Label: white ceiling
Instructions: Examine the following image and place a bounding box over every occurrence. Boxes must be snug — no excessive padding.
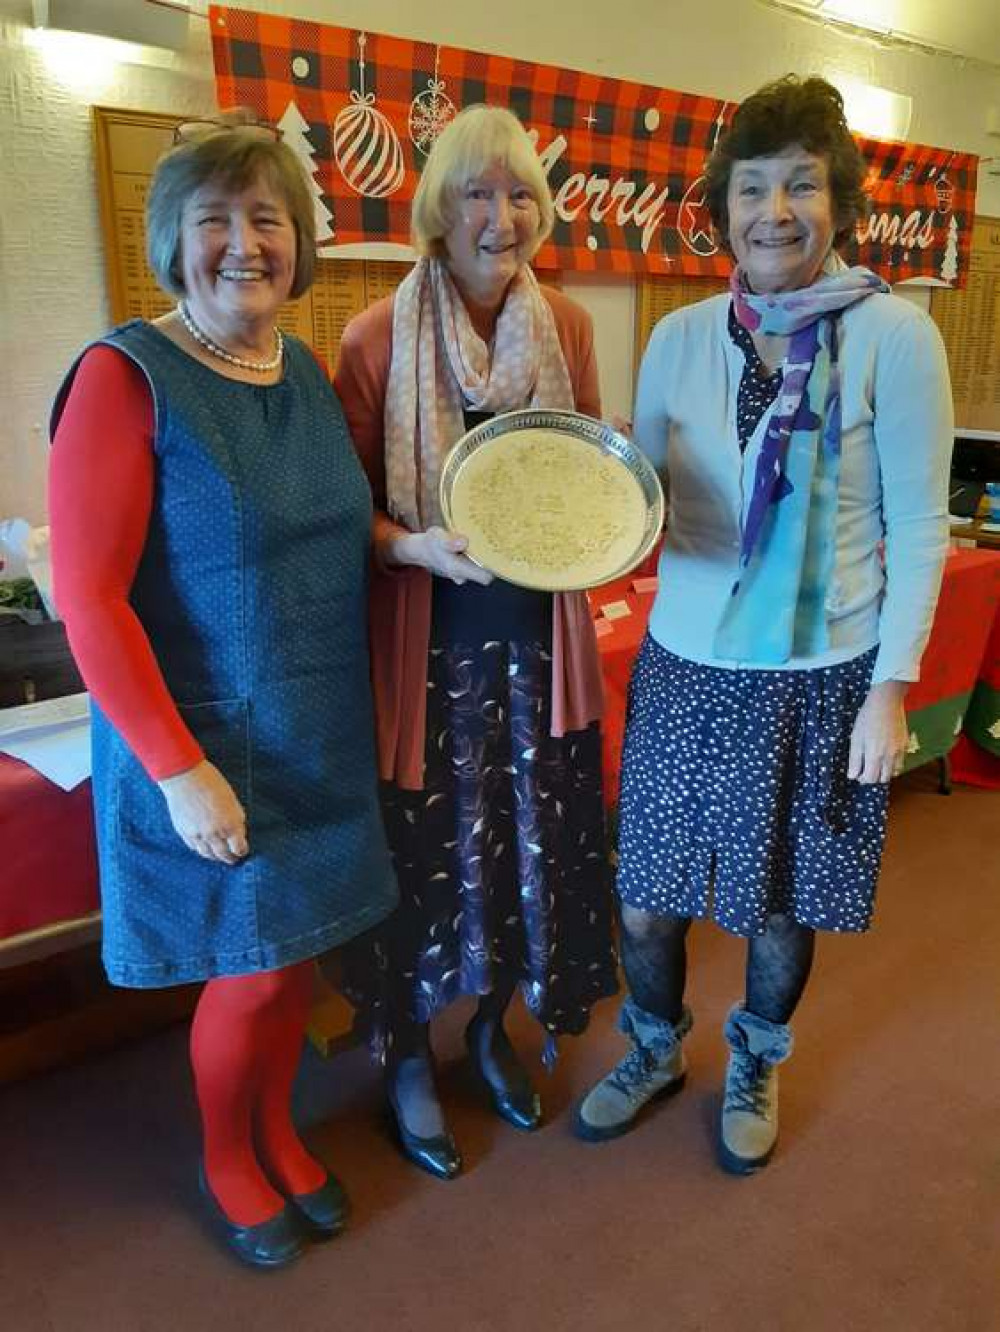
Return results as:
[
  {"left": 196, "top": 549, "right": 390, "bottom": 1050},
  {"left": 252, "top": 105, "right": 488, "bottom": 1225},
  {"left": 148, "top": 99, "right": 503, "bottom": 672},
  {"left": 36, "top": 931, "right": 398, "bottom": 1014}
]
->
[
  {"left": 3, "top": 0, "right": 999, "bottom": 70},
  {"left": 773, "top": 0, "right": 1000, "bottom": 68}
]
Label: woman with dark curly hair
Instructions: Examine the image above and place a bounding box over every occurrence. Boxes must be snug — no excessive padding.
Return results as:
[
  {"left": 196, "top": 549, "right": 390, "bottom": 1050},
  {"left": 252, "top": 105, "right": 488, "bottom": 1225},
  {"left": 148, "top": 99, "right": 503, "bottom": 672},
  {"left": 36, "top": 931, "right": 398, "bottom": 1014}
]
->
[{"left": 575, "top": 76, "right": 953, "bottom": 1172}]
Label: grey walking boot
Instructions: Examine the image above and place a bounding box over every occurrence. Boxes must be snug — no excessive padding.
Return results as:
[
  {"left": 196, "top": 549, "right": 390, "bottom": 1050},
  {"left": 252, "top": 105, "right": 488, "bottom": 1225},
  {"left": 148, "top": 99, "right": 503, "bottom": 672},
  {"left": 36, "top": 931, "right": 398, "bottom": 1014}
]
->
[
  {"left": 574, "top": 998, "right": 692, "bottom": 1142},
  {"left": 719, "top": 1005, "right": 793, "bottom": 1175}
]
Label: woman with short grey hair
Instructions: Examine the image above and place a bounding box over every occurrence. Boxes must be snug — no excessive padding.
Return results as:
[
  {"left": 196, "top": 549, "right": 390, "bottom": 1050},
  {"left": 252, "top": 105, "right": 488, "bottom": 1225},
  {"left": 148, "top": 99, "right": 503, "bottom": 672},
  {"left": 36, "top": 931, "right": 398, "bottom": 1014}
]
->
[{"left": 49, "top": 116, "right": 397, "bottom": 1268}]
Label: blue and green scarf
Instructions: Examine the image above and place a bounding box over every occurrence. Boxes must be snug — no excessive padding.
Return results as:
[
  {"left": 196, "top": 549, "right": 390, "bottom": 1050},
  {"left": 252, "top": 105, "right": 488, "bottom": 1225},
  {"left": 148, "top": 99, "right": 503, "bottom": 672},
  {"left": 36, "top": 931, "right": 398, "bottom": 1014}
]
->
[{"left": 713, "top": 261, "right": 890, "bottom": 663}]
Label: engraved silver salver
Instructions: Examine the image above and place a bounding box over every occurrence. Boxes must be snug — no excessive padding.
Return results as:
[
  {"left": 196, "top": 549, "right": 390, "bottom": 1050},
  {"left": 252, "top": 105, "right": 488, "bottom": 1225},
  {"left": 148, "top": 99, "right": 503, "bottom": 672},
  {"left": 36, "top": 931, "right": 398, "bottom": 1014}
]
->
[{"left": 439, "top": 409, "right": 665, "bottom": 592}]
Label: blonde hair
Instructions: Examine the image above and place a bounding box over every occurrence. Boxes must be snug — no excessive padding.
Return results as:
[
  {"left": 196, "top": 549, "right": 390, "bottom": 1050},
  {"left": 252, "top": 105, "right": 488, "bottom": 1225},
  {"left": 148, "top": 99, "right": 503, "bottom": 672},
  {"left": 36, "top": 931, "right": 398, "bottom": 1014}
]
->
[{"left": 411, "top": 105, "right": 554, "bottom": 259}]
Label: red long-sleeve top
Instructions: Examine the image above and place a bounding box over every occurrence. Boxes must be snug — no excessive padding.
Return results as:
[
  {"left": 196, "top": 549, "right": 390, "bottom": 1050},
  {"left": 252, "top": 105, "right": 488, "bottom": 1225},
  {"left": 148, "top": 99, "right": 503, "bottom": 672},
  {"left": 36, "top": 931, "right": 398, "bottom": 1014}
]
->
[{"left": 49, "top": 346, "right": 204, "bottom": 780}]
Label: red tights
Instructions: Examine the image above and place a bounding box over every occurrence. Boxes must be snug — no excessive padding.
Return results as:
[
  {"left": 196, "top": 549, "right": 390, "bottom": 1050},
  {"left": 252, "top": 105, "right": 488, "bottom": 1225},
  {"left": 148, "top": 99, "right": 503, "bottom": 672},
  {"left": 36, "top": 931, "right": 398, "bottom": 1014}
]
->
[{"left": 189, "top": 960, "right": 326, "bottom": 1225}]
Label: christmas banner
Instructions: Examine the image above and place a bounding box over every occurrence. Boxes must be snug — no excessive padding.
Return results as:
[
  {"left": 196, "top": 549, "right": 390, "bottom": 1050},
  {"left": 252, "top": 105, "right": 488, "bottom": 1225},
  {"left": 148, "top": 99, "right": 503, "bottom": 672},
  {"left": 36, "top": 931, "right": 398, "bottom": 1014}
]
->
[{"left": 209, "top": 6, "right": 978, "bottom": 284}]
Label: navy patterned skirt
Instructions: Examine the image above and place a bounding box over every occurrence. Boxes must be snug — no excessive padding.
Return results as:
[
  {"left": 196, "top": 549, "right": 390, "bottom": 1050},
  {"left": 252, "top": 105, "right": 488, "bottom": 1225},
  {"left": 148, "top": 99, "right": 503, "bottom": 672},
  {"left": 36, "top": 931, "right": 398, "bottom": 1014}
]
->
[
  {"left": 616, "top": 636, "right": 889, "bottom": 935},
  {"left": 340, "top": 635, "right": 619, "bottom": 1059}
]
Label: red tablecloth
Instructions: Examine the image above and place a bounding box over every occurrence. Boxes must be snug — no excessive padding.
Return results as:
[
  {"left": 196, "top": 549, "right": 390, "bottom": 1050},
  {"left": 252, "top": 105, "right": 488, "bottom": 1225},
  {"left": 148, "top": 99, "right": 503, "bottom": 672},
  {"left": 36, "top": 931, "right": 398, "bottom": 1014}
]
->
[
  {"left": 949, "top": 568, "right": 1000, "bottom": 788},
  {"left": 589, "top": 579, "right": 657, "bottom": 809},
  {"left": 593, "top": 546, "right": 1000, "bottom": 806},
  {"left": 899, "top": 547, "right": 1000, "bottom": 774},
  {"left": 0, "top": 756, "right": 99, "bottom": 941}
]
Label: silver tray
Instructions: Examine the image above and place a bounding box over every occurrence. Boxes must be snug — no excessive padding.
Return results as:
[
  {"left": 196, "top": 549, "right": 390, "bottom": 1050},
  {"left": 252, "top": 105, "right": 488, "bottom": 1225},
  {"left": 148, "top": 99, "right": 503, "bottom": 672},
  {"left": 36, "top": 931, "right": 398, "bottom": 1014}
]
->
[{"left": 438, "top": 409, "right": 664, "bottom": 592}]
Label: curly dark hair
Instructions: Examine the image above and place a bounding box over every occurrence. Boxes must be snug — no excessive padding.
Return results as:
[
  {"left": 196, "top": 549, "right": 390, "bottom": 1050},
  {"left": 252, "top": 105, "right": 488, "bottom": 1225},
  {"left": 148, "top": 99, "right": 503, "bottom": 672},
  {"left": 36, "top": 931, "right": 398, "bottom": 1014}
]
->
[{"left": 705, "top": 76, "right": 869, "bottom": 252}]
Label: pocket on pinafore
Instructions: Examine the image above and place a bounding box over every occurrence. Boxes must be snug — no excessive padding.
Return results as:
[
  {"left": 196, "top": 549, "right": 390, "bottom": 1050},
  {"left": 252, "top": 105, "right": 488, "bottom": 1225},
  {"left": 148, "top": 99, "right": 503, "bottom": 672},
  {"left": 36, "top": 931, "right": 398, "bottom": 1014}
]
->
[{"left": 106, "top": 699, "right": 257, "bottom": 972}]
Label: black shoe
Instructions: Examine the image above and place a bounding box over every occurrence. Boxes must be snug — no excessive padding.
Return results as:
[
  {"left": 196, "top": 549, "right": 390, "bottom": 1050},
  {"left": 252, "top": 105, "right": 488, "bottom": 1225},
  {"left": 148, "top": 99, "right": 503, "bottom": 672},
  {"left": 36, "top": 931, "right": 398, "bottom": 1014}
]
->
[
  {"left": 465, "top": 1020, "right": 542, "bottom": 1132},
  {"left": 385, "top": 1095, "right": 462, "bottom": 1181},
  {"left": 285, "top": 1171, "right": 349, "bottom": 1240},
  {"left": 197, "top": 1163, "right": 306, "bottom": 1269}
]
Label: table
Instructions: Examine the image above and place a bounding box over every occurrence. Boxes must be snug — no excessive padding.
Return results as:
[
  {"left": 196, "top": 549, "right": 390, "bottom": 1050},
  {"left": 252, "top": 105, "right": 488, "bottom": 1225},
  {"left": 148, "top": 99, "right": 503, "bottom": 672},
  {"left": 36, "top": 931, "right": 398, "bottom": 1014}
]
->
[
  {"left": 593, "top": 546, "right": 1000, "bottom": 807},
  {"left": 0, "top": 755, "right": 99, "bottom": 962},
  {"left": 950, "top": 485, "right": 1000, "bottom": 551},
  {"left": 589, "top": 578, "right": 656, "bottom": 810},
  {"left": 949, "top": 517, "right": 1000, "bottom": 551},
  {"left": 0, "top": 751, "right": 344, "bottom": 1075},
  {"left": 901, "top": 547, "right": 1000, "bottom": 777},
  {"left": 949, "top": 583, "right": 1000, "bottom": 788},
  {"left": 6, "top": 547, "right": 996, "bottom": 946}
]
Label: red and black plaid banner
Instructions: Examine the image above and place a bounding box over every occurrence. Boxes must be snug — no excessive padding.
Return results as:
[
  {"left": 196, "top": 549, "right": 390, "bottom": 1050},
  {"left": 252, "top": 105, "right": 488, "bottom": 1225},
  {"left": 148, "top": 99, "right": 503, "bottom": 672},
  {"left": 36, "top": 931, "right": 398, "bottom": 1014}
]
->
[{"left": 209, "top": 6, "right": 978, "bottom": 286}]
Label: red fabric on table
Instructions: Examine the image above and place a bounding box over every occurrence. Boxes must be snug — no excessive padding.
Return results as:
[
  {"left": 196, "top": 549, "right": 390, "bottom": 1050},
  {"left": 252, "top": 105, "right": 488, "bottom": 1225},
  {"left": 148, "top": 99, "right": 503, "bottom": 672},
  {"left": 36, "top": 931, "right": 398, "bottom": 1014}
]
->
[
  {"left": 590, "top": 582, "right": 657, "bottom": 809},
  {"left": 949, "top": 734, "right": 1000, "bottom": 789},
  {"left": 963, "top": 575, "right": 1000, "bottom": 691},
  {"left": 593, "top": 545, "right": 1000, "bottom": 807},
  {"left": 948, "top": 557, "right": 1000, "bottom": 789},
  {"left": 904, "top": 547, "right": 1000, "bottom": 712},
  {"left": 0, "top": 755, "right": 99, "bottom": 941}
]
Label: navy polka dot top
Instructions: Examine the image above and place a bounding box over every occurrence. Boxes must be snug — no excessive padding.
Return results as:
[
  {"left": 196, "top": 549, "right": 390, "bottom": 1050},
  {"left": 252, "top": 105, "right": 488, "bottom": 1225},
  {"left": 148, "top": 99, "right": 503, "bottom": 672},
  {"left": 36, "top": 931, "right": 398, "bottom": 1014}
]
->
[{"left": 728, "top": 302, "right": 783, "bottom": 453}]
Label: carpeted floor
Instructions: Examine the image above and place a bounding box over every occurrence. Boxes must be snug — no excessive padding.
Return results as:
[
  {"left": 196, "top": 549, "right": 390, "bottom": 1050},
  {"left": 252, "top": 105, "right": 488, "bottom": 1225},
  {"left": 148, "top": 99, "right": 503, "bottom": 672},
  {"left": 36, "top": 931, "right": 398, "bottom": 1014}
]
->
[{"left": 1, "top": 767, "right": 998, "bottom": 1332}]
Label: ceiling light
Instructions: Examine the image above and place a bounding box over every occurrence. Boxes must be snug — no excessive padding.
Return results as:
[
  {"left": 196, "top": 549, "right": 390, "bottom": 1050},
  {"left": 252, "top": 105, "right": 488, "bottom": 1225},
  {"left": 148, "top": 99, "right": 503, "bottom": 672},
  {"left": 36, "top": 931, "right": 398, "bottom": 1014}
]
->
[
  {"left": 818, "top": 1, "right": 894, "bottom": 36},
  {"left": 31, "top": 0, "right": 190, "bottom": 51},
  {"left": 830, "top": 74, "right": 913, "bottom": 140}
]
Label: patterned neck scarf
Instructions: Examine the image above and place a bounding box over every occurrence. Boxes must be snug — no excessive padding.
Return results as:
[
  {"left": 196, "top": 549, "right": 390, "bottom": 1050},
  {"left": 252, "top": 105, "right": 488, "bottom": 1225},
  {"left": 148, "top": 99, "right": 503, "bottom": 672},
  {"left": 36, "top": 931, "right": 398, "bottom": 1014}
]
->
[
  {"left": 713, "top": 258, "right": 889, "bottom": 663},
  {"left": 384, "top": 257, "right": 575, "bottom": 531}
]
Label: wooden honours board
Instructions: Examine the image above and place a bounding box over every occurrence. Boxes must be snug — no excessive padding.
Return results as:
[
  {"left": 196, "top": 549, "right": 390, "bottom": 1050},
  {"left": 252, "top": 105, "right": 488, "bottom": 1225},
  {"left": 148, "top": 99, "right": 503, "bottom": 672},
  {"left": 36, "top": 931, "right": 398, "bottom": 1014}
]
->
[
  {"left": 92, "top": 106, "right": 409, "bottom": 371},
  {"left": 931, "top": 217, "right": 1000, "bottom": 435},
  {"left": 94, "top": 105, "right": 708, "bottom": 388},
  {"left": 635, "top": 274, "right": 728, "bottom": 365}
]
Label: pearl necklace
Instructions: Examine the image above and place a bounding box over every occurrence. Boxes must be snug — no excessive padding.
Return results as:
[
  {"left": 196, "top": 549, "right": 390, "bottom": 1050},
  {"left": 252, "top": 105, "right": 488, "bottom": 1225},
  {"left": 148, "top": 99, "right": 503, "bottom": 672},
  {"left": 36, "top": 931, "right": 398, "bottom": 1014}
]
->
[{"left": 177, "top": 301, "right": 283, "bottom": 372}]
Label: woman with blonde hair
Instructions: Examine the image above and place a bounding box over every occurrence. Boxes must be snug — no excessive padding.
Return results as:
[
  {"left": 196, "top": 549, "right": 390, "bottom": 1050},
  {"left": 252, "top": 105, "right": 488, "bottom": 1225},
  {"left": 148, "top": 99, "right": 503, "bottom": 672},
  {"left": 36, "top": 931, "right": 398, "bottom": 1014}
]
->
[{"left": 335, "top": 105, "right": 618, "bottom": 1179}]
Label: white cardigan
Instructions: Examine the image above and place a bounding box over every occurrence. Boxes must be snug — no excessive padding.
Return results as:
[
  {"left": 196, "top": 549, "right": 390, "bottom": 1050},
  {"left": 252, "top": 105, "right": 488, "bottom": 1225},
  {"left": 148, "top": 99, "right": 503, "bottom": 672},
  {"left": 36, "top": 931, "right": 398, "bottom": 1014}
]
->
[{"left": 634, "top": 290, "right": 954, "bottom": 683}]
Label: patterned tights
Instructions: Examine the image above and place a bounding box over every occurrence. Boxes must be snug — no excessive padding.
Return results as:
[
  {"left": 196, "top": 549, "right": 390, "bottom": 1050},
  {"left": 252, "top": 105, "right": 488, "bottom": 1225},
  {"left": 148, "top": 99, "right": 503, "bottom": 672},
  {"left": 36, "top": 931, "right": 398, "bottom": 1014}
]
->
[{"left": 620, "top": 906, "right": 815, "bottom": 1027}]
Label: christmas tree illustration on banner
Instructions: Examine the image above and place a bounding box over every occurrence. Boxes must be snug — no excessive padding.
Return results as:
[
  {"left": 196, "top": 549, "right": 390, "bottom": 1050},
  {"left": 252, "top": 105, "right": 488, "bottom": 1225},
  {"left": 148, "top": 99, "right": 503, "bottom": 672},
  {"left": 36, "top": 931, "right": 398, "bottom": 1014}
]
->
[
  {"left": 333, "top": 32, "right": 406, "bottom": 197},
  {"left": 940, "top": 215, "right": 959, "bottom": 284},
  {"left": 278, "top": 102, "right": 334, "bottom": 241},
  {"left": 409, "top": 46, "right": 455, "bottom": 155}
]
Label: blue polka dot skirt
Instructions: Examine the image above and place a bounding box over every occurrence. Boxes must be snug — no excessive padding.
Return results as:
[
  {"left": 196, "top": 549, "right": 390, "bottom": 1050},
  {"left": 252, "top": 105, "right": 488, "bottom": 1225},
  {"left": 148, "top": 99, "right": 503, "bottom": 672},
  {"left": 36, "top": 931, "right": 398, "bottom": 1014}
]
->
[{"left": 616, "top": 636, "right": 889, "bottom": 936}]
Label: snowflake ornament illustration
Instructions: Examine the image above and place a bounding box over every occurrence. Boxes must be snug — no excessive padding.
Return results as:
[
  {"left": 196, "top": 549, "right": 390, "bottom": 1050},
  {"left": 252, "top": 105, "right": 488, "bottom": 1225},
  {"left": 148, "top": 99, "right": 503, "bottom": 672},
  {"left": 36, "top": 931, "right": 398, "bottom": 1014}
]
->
[
  {"left": 408, "top": 46, "right": 455, "bottom": 155},
  {"left": 333, "top": 32, "right": 406, "bottom": 198}
]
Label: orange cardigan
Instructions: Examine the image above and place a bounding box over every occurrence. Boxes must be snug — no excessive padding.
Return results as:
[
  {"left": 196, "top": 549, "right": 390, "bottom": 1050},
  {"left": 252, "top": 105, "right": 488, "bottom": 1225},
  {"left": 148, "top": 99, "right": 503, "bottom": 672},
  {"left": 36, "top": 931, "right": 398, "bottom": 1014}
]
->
[{"left": 334, "top": 285, "right": 606, "bottom": 790}]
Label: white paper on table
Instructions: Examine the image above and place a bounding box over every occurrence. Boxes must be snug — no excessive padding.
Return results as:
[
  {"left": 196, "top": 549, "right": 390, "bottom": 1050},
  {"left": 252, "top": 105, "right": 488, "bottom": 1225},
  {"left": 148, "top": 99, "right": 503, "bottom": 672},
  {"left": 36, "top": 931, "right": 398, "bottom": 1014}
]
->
[{"left": 0, "top": 692, "right": 91, "bottom": 791}]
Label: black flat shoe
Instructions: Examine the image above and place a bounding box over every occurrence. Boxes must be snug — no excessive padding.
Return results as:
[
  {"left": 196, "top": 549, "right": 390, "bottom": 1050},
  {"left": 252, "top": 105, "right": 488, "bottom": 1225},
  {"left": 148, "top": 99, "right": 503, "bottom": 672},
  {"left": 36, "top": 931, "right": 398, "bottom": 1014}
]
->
[
  {"left": 385, "top": 1098, "right": 462, "bottom": 1181},
  {"left": 285, "top": 1171, "right": 349, "bottom": 1240},
  {"left": 197, "top": 1163, "right": 306, "bottom": 1269},
  {"left": 465, "top": 1021, "right": 542, "bottom": 1132}
]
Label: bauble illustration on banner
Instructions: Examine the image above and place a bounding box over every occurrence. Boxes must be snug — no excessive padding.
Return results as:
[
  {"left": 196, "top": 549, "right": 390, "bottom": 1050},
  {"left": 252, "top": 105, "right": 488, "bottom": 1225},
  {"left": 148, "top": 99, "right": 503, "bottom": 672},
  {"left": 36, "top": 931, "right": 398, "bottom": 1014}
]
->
[{"left": 333, "top": 32, "right": 406, "bottom": 199}]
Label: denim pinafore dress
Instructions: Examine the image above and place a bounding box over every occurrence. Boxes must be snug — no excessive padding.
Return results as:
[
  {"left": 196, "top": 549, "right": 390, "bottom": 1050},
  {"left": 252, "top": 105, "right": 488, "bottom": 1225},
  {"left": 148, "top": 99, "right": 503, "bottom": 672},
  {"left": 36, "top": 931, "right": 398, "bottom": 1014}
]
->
[{"left": 52, "top": 322, "right": 398, "bottom": 987}]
